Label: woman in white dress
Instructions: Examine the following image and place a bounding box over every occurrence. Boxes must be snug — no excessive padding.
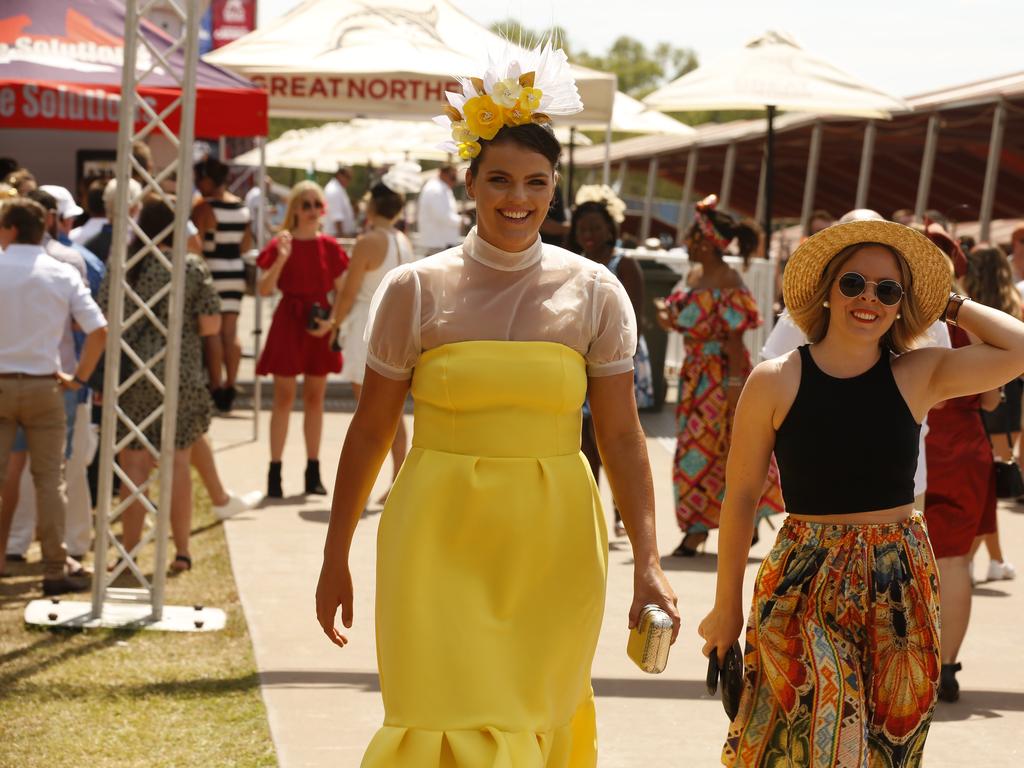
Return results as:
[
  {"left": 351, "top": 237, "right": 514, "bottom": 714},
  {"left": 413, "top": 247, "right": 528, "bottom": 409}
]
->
[{"left": 332, "top": 181, "right": 412, "bottom": 499}]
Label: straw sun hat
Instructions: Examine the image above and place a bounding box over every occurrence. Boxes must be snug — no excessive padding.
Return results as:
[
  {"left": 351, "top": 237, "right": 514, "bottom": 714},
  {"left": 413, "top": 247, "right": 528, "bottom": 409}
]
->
[{"left": 783, "top": 219, "right": 951, "bottom": 335}]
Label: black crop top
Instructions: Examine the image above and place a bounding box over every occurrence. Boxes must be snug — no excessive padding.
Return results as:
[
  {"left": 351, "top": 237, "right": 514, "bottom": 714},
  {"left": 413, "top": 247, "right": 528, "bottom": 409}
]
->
[{"left": 773, "top": 345, "right": 920, "bottom": 516}]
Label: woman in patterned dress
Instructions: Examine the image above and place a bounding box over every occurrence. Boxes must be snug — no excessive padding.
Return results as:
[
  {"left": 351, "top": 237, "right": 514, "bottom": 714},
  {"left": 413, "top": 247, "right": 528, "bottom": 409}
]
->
[
  {"left": 99, "top": 195, "right": 222, "bottom": 573},
  {"left": 657, "top": 196, "right": 784, "bottom": 556}
]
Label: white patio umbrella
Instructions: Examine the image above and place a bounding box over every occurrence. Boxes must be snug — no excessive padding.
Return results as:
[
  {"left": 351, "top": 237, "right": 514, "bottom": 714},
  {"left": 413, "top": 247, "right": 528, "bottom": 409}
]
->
[
  {"left": 232, "top": 118, "right": 589, "bottom": 172},
  {"left": 643, "top": 30, "right": 909, "bottom": 241}
]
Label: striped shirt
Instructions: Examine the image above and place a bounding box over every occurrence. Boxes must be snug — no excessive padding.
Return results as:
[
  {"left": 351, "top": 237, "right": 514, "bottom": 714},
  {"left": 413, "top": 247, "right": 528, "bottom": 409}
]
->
[{"left": 203, "top": 198, "right": 249, "bottom": 313}]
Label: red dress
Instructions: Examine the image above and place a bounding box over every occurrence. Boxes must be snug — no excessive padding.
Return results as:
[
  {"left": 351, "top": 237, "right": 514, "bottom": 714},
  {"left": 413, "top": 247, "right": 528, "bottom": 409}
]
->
[
  {"left": 924, "top": 325, "right": 997, "bottom": 557},
  {"left": 256, "top": 233, "right": 348, "bottom": 377}
]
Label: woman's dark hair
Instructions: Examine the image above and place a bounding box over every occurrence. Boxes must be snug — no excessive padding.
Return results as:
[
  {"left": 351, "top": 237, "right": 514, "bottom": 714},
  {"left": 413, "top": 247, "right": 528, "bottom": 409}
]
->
[
  {"left": 194, "top": 157, "right": 229, "bottom": 188},
  {"left": 468, "top": 123, "right": 561, "bottom": 175},
  {"left": 370, "top": 181, "right": 405, "bottom": 220},
  {"left": 687, "top": 208, "right": 761, "bottom": 267},
  {"left": 127, "top": 194, "right": 176, "bottom": 286},
  {"left": 567, "top": 200, "right": 618, "bottom": 255}
]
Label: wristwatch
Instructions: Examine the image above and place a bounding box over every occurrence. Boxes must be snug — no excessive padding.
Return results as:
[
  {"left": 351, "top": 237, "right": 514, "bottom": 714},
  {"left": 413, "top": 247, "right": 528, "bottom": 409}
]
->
[
  {"left": 943, "top": 292, "right": 969, "bottom": 327},
  {"left": 73, "top": 375, "right": 88, "bottom": 387}
]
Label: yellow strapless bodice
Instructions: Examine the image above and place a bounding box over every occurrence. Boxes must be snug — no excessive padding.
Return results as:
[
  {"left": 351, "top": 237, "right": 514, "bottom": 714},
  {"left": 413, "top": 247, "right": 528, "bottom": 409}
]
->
[{"left": 410, "top": 340, "right": 587, "bottom": 458}]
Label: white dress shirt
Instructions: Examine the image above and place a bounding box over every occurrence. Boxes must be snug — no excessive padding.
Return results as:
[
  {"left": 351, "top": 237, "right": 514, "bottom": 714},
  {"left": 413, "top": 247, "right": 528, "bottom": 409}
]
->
[
  {"left": 324, "top": 177, "right": 355, "bottom": 237},
  {"left": 0, "top": 243, "right": 107, "bottom": 375},
  {"left": 416, "top": 176, "right": 462, "bottom": 252},
  {"left": 69, "top": 216, "right": 108, "bottom": 246}
]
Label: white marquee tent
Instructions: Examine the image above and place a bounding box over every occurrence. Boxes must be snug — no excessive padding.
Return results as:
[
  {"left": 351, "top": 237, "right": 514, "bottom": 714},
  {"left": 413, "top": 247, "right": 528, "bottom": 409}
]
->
[{"left": 205, "top": 0, "right": 617, "bottom": 124}]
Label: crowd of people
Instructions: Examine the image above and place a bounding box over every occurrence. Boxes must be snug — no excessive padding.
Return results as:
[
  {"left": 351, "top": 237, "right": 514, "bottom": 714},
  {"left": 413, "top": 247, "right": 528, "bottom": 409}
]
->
[{"left": 4, "top": 46, "right": 1024, "bottom": 767}]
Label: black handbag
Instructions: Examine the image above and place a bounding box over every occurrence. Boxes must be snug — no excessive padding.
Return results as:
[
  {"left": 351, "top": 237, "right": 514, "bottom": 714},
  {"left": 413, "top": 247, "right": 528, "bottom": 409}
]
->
[
  {"left": 706, "top": 641, "right": 744, "bottom": 721},
  {"left": 983, "top": 410, "right": 1024, "bottom": 499}
]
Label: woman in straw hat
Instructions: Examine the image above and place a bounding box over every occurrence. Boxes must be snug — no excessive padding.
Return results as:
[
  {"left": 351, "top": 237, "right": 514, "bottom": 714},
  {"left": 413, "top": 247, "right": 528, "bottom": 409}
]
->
[
  {"left": 698, "top": 219, "right": 1024, "bottom": 766},
  {"left": 315, "top": 42, "right": 678, "bottom": 767}
]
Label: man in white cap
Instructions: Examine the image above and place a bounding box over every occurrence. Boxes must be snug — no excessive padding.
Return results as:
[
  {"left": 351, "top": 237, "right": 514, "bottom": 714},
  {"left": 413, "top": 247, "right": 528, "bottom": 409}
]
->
[{"left": 39, "top": 184, "right": 84, "bottom": 241}]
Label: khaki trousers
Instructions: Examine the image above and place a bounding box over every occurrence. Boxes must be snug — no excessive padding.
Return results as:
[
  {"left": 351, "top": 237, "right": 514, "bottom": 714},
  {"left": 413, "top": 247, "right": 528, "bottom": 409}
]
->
[{"left": 0, "top": 377, "right": 68, "bottom": 579}]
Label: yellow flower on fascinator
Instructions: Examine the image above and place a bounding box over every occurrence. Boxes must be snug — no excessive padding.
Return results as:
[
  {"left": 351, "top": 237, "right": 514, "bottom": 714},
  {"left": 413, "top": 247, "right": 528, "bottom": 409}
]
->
[
  {"left": 491, "top": 78, "right": 523, "bottom": 108},
  {"left": 519, "top": 87, "right": 542, "bottom": 111},
  {"left": 458, "top": 141, "right": 482, "bottom": 160},
  {"left": 451, "top": 122, "right": 479, "bottom": 143},
  {"left": 463, "top": 95, "right": 505, "bottom": 140}
]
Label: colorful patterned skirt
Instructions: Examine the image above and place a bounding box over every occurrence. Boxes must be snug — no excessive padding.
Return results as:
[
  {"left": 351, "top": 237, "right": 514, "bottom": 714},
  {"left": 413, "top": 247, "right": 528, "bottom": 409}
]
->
[{"left": 724, "top": 514, "right": 940, "bottom": 768}]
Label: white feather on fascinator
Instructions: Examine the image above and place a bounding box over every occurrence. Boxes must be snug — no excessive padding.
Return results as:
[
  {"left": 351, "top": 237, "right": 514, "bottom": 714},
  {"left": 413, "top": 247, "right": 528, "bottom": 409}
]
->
[{"left": 434, "top": 41, "right": 584, "bottom": 160}]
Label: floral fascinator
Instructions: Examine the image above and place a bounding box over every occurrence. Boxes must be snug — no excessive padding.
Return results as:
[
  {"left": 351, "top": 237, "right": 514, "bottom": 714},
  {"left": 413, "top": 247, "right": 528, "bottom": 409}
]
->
[
  {"left": 435, "top": 42, "right": 584, "bottom": 160},
  {"left": 574, "top": 184, "right": 626, "bottom": 224}
]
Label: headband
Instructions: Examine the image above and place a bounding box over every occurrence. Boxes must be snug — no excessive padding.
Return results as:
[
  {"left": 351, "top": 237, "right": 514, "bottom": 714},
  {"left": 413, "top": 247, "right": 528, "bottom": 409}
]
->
[{"left": 693, "top": 195, "right": 732, "bottom": 251}]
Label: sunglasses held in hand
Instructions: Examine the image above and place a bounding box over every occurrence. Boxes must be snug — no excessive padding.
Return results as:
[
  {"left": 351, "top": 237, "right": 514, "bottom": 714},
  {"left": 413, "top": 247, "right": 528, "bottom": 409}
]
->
[{"left": 838, "top": 272, "right": 904, "bottom": 306}]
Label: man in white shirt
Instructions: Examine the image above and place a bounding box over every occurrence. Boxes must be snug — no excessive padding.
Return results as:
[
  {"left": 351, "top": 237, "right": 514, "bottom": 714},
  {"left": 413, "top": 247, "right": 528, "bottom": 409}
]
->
[
  {"left": 416, "top": 165, "right": 463, "bottom": 254},
  {"left": 0, "top": 199, "right": 107, "bottom": 594},
  {"left": 324, "top": 166, "right": 356, "bottom": 238}
]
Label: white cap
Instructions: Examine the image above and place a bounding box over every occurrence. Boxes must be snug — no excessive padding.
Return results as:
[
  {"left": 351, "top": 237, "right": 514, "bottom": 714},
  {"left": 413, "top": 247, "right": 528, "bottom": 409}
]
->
[{"left": 39, "top": 185, "right": 84, "bottom": 220}]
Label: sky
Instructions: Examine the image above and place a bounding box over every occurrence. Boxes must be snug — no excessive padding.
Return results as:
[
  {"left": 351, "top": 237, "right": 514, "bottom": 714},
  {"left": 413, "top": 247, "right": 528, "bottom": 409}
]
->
[{"left": 256, "top": 0, "right": 1021, "bottom": 98}]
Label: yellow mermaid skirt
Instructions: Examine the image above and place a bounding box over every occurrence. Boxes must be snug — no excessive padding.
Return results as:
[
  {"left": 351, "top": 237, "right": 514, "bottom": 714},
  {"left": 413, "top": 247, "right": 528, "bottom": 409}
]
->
[{"left": 362, "top": 341, "right": 609, "bottom": 768}]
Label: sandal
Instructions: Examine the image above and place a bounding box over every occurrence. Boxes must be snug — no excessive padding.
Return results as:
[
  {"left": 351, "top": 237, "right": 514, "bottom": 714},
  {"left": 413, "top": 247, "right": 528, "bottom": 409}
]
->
[
  {"left": 672, "top": 531, "right": 709, "bottom": 557},
  {"left": 169, "top": 554, "right": 192, "bottom": 574}
]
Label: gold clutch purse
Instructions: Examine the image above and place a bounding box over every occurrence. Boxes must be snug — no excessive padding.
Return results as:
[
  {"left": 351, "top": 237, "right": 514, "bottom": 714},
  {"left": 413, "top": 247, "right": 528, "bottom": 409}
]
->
[{"left": 627, "top": 604, "right": 673, "bottom": 674}]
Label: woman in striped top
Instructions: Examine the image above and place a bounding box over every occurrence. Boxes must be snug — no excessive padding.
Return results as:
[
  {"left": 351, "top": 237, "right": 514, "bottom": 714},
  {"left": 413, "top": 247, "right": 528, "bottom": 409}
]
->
[{"left": 193, "top": 157, "right": 252, "bottom": 413}]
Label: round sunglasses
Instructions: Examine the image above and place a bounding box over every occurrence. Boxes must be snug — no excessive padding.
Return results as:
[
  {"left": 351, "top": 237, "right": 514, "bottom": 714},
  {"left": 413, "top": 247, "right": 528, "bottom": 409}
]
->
[
  {"left": 300, "top": 199, "right": 325, "bottom": 212},
  {"left": 837, "top": 272, "right": 903, "bottom": 306}
]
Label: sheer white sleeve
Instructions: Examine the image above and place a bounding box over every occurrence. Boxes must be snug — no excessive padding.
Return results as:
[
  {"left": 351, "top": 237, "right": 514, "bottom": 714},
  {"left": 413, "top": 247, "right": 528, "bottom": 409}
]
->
[
  {"left": 364, "top": 264, "right": 422, "bottom": 380},
  {"left": 586, "top": 268, "right": 637, "bottom": 377}
]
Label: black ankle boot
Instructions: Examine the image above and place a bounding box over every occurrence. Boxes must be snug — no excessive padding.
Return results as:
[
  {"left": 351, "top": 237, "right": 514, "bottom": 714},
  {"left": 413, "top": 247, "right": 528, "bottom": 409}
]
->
[
  {"left": 305, "top": 460, "right": 327, "bottom": 495},
  {"left": 267, "top": 461, "right": 283, "bottom": 499},
  {"left": 938, "top": 662, "right": 962, "bottom": 703}
]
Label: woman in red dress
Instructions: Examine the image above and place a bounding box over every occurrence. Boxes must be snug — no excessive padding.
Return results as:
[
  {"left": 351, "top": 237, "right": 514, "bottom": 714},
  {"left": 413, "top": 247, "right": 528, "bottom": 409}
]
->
[
  {"left": 921, "top": 227, "right": 1000, "bottom": 703},
  {"left": 257, "top": 181, "right": 348, "bottom": 498}
]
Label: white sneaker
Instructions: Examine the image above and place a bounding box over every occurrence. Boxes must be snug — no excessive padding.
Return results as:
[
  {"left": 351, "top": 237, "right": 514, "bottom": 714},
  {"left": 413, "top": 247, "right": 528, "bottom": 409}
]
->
[
  {"left": 213, "top": 490, "right": 264, "bottom": 521},
  {"left": 986, "top": 559, "right": 1017, "bottom": 582}
]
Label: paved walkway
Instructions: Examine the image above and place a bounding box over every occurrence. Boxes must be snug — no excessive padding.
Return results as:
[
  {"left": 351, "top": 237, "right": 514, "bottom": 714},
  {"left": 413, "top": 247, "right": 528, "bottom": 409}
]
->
[{"left": 210, "top": 407, "right": 1024, "bottom": 767}]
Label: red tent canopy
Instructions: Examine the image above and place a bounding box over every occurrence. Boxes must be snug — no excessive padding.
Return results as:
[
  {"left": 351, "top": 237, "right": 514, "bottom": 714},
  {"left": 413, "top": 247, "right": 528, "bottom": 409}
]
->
[{"left": 0, "top": 0, "right": 267, "bottom": 137}]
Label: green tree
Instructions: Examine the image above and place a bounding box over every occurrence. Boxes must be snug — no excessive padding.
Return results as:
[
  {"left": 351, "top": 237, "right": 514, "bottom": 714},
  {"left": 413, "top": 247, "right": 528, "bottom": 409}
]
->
[{"left": 575, "top": 36, "right": 697, "bottom": 98}]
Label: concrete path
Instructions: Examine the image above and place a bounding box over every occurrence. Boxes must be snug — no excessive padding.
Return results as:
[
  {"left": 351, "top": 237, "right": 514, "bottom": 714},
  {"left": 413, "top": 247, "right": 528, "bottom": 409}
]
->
[{"left": 210, "top": 406, "right": 1024, "bottom": 767}]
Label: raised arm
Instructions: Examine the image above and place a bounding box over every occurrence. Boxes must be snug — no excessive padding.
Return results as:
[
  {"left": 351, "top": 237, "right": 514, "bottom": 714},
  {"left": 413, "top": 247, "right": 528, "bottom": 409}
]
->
[
  {"left": 901, "top": 299, "right": 1024, "bottom": 417},
  {"left": 698, "top": 359, "right": 784, "bottom": 661},
  {"left": 315, "top": 369, "right": 410, "bottom": 647},
  {"left": 588, "top": 372, "right": 680, "bottom": 639}
]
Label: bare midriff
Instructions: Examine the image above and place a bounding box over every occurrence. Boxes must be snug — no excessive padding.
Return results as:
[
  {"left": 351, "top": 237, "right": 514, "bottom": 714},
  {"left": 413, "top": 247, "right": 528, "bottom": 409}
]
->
[{"left": 788, "top": 502, "right": 916, "bottom": 526}]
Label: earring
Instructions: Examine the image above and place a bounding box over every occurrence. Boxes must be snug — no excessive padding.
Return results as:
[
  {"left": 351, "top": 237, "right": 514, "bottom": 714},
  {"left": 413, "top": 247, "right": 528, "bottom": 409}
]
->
[
  {"left": 823, "top": 300, "right": 830, "bottom": 308},
  {"left": 896, "top": 312, "right": 902, "bottom": 319}
]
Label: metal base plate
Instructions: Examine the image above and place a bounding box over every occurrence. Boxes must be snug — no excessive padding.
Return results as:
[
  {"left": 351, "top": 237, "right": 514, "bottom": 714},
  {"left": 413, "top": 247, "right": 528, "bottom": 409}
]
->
[{"left": 24, "top": 599, "right": 226, "bottom": 632}]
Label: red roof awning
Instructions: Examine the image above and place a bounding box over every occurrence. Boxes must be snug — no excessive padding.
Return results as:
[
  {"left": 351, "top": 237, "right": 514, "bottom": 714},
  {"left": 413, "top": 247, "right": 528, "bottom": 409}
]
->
[{"left": 0, "top": 0, "right": 267, "bottom": 137}]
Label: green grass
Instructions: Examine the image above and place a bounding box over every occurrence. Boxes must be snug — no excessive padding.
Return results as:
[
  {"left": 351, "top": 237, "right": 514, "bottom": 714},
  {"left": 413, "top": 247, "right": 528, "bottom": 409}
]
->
[{"left": 0, "top": 473, "right": 276, "bottom": 767}]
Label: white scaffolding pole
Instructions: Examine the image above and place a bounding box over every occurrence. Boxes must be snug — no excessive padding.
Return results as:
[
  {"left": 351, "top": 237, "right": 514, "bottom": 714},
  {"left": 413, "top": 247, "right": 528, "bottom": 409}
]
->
[
  {"left": 979, "top": 102, "right": 1007, "bottom": 243},
  {"left": 253, "top": 138, "right": 267, "bottom": 440},
  {"left": 799, "top": 122, "right": 824, "bottom": 236},
  {"left": 855, "top": 120, "right": 877, "bottom": 210},
  {"left": 719, "top": 143, "right": 737, "bottom": 210},
  {"left": 640, "top": 156, "right": 658, "bottom": 241},
  {"left": 675, "top": 146, "right": 700, "bottom": 241},
  {"left": 27, "top": 0, "right": 224, "bottom": 632},
  {"left": 914, "top": 114, "right": 941, "bottom": 223}
]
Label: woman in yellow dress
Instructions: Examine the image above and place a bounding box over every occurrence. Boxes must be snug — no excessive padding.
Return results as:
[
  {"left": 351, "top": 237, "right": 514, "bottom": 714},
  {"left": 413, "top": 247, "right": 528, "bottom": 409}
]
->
[{"left": 315, "top": 44, "right": 679, "bottom": 767}]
